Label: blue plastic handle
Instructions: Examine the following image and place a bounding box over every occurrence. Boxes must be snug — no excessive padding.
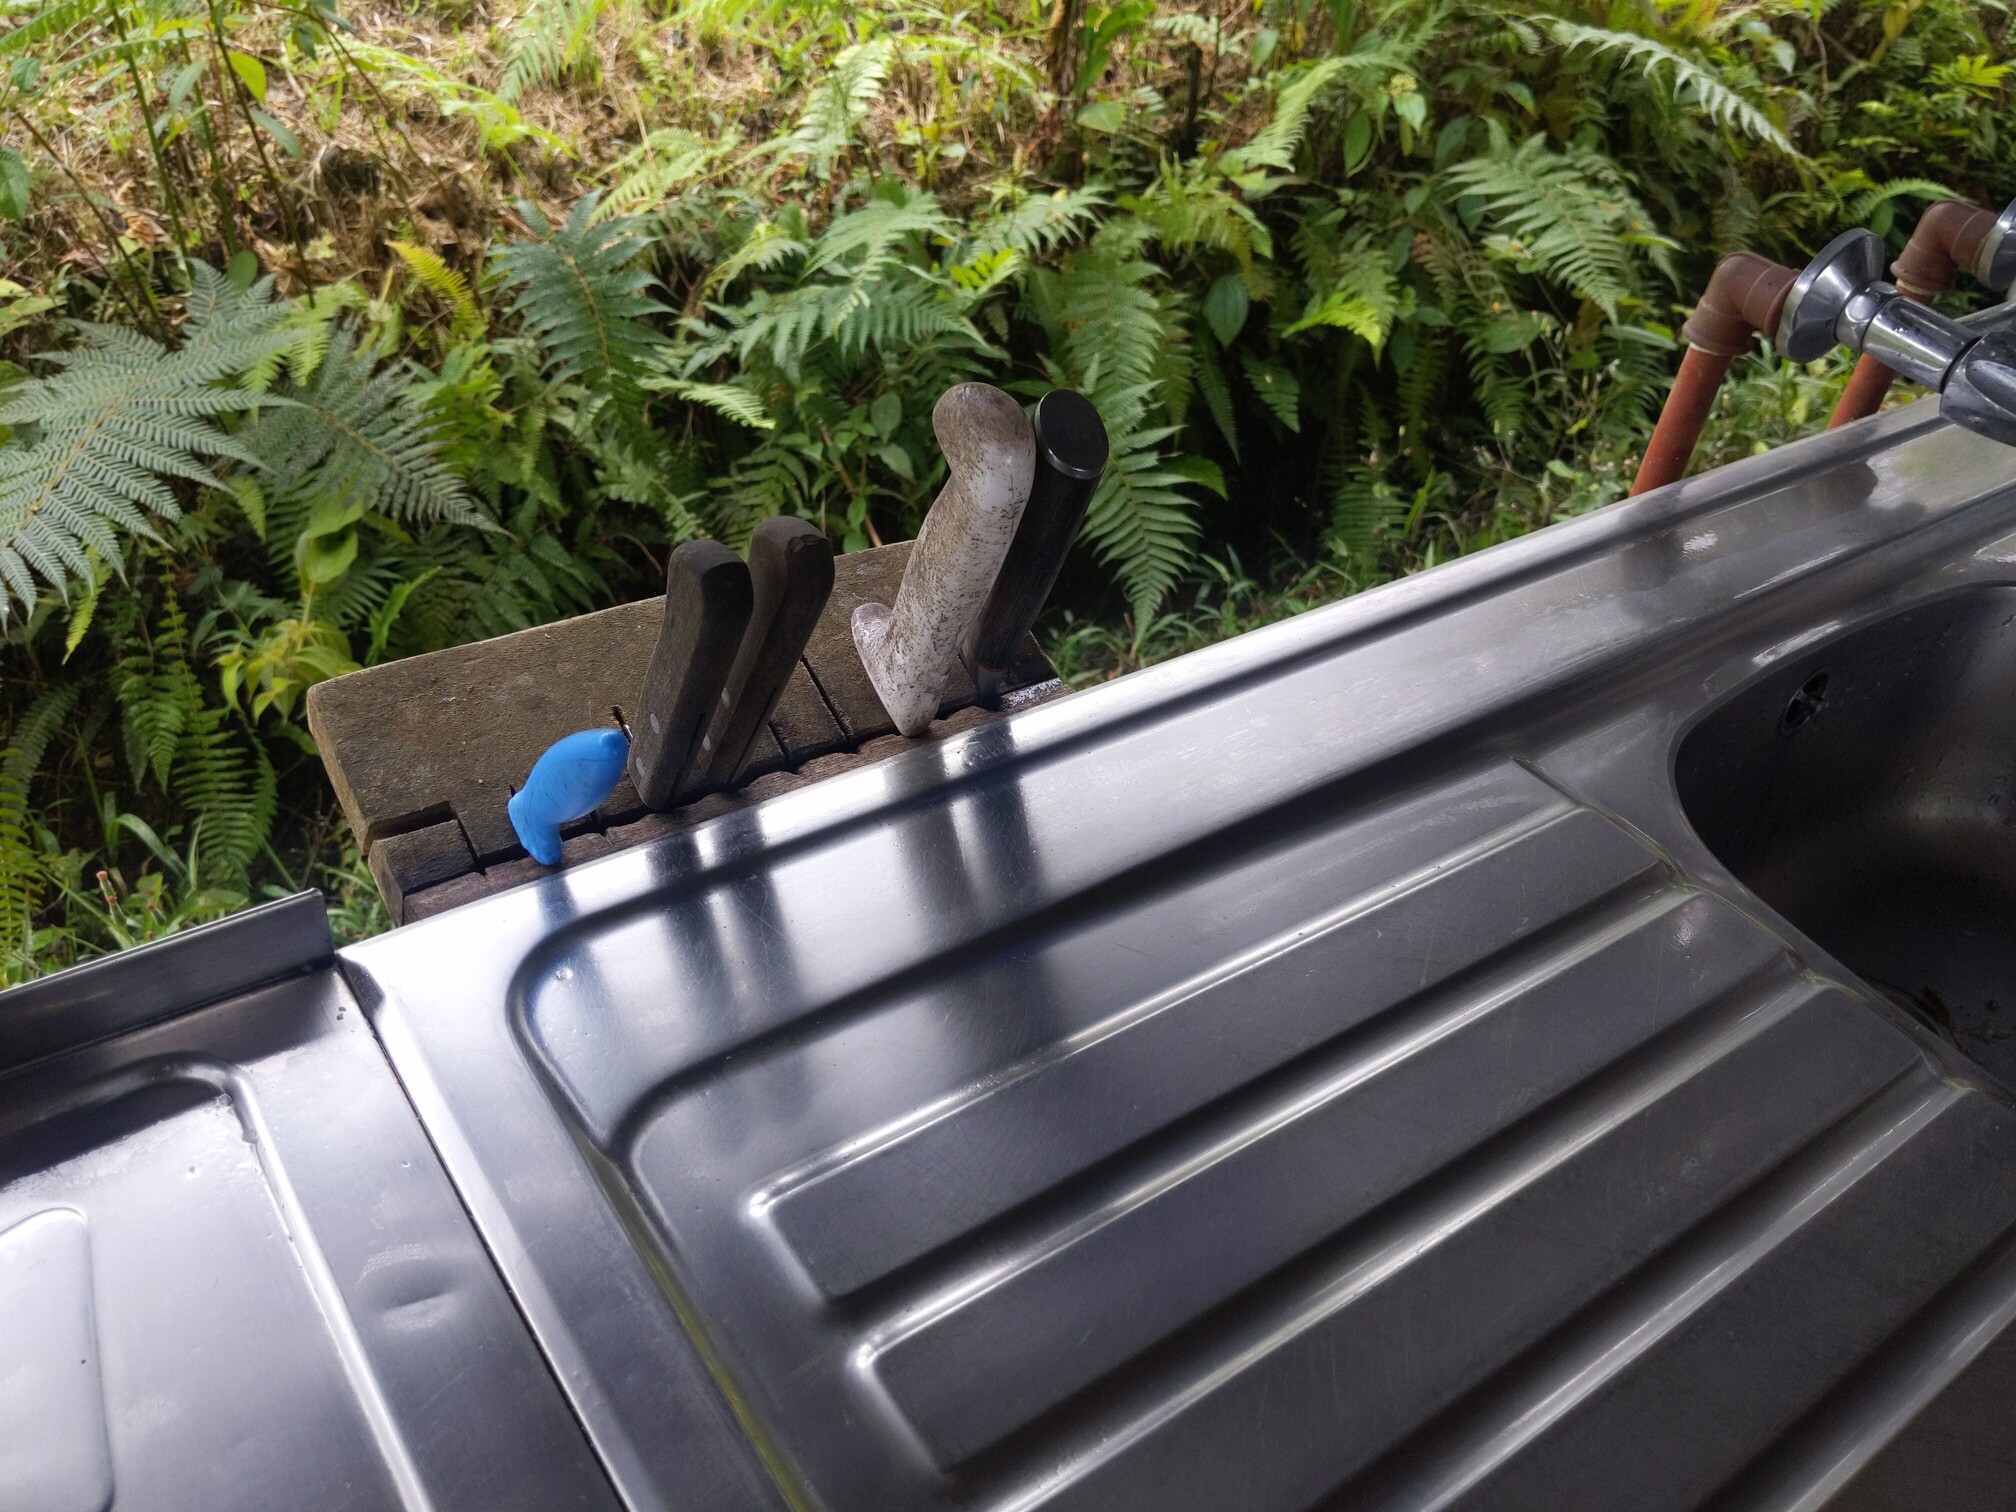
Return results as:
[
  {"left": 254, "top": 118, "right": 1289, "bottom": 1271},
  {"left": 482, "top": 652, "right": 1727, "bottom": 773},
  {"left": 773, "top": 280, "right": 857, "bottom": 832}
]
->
[{"left": 507, "top": 727, "right": 630, "bottom": 866}]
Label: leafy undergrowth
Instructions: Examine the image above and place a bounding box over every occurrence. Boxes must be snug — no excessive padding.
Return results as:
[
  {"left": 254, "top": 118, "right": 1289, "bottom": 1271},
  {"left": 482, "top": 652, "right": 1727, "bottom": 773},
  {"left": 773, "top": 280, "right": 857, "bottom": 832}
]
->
[{"left": 0, "top": 0, "right": 2007, "bottom": 978}]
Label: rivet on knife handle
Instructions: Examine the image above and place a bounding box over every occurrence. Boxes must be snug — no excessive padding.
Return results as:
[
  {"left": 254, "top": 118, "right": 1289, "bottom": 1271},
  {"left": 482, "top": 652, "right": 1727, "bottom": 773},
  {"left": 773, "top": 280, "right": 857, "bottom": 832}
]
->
[
  {"left": 691, "top": 515, "right": 835, "bottom": 797},
  {"left": 963, "top": 389, "right": 1107, "bottom": 706},
  {"left": 852, "top": 383, "right": 1036, "bottom": 737},
  {"left": 629, "top": 539, "right": 753, "bottom": 810}
]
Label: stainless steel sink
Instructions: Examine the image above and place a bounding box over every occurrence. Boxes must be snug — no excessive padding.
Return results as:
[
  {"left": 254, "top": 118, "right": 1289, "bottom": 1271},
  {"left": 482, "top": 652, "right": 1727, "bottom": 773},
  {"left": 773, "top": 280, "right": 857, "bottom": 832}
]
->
[
  {"left": 1680, "top": 587, "right": 2016, "bottom": 1082},
  {"left": 15, "top": 300, "right": 2016, "bottom": 1511}
]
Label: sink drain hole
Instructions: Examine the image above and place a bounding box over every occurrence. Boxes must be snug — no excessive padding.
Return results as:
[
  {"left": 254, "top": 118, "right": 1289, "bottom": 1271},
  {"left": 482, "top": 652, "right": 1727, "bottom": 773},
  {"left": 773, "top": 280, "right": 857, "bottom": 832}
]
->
[{"left": 1780, "top": 671, "right": 1830, "bottom": 734}]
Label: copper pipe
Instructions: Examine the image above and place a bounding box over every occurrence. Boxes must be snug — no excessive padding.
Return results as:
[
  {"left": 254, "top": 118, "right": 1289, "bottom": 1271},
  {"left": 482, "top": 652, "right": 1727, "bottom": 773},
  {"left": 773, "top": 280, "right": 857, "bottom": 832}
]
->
[
  {"left": 1632, "top": 348, "right": 1735, "bottom": 497},
  {"left": 1828, "top": 199, "right": 2000, "bottom": 429},
  {"left": 1632, "top": 252, "right": 1798, "bottom": 496},
  {"left": 1828, "top": 354, "right": 1899, "bottom": 429}
]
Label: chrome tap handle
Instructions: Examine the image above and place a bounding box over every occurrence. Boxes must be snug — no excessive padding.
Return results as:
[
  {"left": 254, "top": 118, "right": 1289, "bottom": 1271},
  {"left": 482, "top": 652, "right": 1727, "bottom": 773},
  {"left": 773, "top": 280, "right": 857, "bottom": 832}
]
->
[
  {"left": 1942, "top": 331, "right": 2016, "bottom": 447},
  {"left": 1776, "top": 229, "right": 1976, "bottom": 388},
  {"left": 1975, "top": 200, "right": 2016, "bottom": 294}
]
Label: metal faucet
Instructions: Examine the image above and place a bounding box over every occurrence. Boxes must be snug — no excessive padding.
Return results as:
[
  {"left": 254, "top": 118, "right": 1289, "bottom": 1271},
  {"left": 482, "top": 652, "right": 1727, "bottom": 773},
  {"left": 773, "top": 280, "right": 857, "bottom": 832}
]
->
[{"left": 1778, "top": 227, "right": 2016, "bottom": 446}]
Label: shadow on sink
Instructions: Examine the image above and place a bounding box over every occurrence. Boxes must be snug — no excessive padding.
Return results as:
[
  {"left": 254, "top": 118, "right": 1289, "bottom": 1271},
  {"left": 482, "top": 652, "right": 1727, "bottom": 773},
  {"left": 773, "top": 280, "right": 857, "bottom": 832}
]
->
[{"left": 1678, "top": 587, "right": 2016, "bottom": 1088}]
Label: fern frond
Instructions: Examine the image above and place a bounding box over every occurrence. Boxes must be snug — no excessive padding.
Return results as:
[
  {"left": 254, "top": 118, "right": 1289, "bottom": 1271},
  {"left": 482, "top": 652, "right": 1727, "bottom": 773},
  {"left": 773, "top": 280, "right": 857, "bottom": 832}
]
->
[
  {"left": 1028, "top": 250, "right": 1166, "bottom": 434},
  {"left": 808, "top": 189, "right": 954, "bottom": 275},
  {"left": 767, "top": 37, "right": 894, "bottom": 175},
  {"left": 242, "top": 324, "right": 486, "bottom": 528},
  {"left": 388, "top": 240, "right": 484, "bottom": 338},
  {"left": 1544, "top": 21, "right": 1798, "bottom": 156},
  {"left": 1119, "top": 159, "right": 1274, "bottom": 282},
  {"left": 0, "top": 272, "right": 298, "bottom": 616},
  {"left": 598, "top": 128, "right": 729, "bottom": 220},
  {"left": 701, "top": 220, "right": 812, "bottom": 298},
  {"left": 117, "top": 592, "right": 205, "bottom": 789},
  {"left": 0, "top": 685, "right": 78, "bottom": 970},
  {"left": 1220, "top": 56, "right": 1351, "bottom": 178},
  {"left": 499, "top": 0, "right": 614, "bottom": 98},
  {"left": 1240, "top": 353, "right": 1302, "bottom": 431},
  {"left": 1845, "top": 178, "right": 1963, "bottom": 224},
  {"left": 827, "top": 275, "right": 990, "bottom": 360},
  {"left": 175, "top": 704, "right": 276, "bottom": 883},
  {"left": 642, "top": 376, "right": 775, "bottom": 428},
  {"left": 1442, "top": 134, "right": 1659, "bottom": 316},
  {"left": 492, "top": 193, "right": 672, "bottom": 405},
  {"left": 1081, "top": 420, "right": 1202, "bottom": 625},
  {"left": 964, "top": 183, "right": 1110, "bottom": 261}
]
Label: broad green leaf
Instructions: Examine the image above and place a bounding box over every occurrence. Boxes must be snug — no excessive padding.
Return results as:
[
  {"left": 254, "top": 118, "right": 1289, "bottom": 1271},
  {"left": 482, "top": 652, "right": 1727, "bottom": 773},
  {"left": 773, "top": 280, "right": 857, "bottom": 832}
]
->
[
  {"left": 250, "top": 108, "right": 302, "bottom": 159},
  {"left": 297, "top": 527, "right": 358, "bottom": 584},
  {"left": 875, "top": 444, "right": 915, "bottom": 482},
  {"left": 227, "top": 51, "right": 267, "bottom": 103},
  {"left": 1077, "top": 100, "right": 1128, "bottom": 135},
  {"left": 0, "top": 149, "right": 28, "bottom": 222},
  {"left": 1202, "top": 274, "right": 1250, "bottom": 345},
  {"left": 1343, "top": 114, "right": 1374, "bottom": 173}
]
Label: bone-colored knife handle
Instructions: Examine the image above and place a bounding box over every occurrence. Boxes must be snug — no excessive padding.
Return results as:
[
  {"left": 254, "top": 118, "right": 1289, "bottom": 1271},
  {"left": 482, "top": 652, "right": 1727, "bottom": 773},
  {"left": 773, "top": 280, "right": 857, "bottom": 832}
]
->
[{"left": 852, "top": 383, "right": 1035, "bottom": 736}]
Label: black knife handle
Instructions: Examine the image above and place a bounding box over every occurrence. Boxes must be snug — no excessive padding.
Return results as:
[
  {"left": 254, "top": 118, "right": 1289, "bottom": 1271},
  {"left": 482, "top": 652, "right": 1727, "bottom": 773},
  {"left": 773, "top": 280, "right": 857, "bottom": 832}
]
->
[
  {"left": 692, "top": 516, "right": 835, "bottom": 796},
  {"left": 628, "top": 540, "right": 753, "bottom": 810},
  {"left": 964, "top": 389, "right": 1108, "bottom": 704}
]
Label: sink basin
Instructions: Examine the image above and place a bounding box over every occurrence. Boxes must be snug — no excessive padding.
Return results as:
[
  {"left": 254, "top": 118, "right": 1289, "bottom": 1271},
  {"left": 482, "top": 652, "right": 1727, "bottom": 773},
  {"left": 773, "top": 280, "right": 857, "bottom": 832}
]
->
[{"left": 1678, "top": 586, "right": 2016, "bottom": 1082}]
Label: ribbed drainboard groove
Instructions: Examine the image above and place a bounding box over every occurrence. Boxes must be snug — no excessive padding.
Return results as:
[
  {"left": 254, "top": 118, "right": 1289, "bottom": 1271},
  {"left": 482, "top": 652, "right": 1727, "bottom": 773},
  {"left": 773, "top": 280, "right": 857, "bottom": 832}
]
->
[
  {"left": 1707, "top": 1219, "right": 2016, "bottom": 1512},
  {"left": 1343, "top": 1065, "right": 2016, "bottom": 1512},
  {"left": 761, "top": 806, "right": 1657, "bottom": 1299},
  {"left": 861, "top": 891, "right": 1778, "bottom": 1465},
  {"left": 975, "top": 981, "right": 1915, "bottom": 1512}
]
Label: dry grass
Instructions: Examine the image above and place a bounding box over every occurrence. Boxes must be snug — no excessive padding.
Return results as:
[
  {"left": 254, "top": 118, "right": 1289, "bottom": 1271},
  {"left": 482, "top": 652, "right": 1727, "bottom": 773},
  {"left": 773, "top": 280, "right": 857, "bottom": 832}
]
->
[{"left": 1, "top": 0, "right": 1119, "bottom": 328}]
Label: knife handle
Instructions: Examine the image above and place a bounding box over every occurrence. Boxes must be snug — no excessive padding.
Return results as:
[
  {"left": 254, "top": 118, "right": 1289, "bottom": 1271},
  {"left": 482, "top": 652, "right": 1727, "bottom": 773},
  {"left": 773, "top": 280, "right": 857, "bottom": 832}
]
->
[
  {"left": 628, "top": 540, "right": 753, "bottom": 810},
  {"left": 963, "top": 389, "right": 1108, "bottom": 705},
  {"left": 853, "top": 383, "right": 1036, "bottom": 736},
  {"left": 691, "top": 516, "right": 835, "bottom": 796}
]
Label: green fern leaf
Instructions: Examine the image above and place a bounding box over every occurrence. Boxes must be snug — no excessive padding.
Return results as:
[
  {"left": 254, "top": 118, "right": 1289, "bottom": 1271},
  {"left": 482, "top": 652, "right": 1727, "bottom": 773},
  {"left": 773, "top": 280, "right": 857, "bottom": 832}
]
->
[
  {"left": 242, "top": 324, "right": 485, "bottom": 529},
  {"left": 1543, "top": 21, "right": 1798, "bottom": 157},
  {"left": 767, "top": 37, "right": 894, "bottom": 175},
  {"left": 598, "top": 128, "right": 730, "bottom": 220},
  {"left": 388, "top": 240, "right": 484, "bottom": 338},
  {"left": 492, "top": 193, "right": 672, "bottom": 407},
  {"left": 0, "top": 683, "right": 81, "bottom": 971},
  {"left": 1081, "top": 421, "right": 1203, "bottom": 626},
  {"left": 642, "top": 377, "right": 775, "bottom": 429},
  {"left": 1442, "top": 134, "right": 1660, "bottom": 317},
  {"left": 1844, "top": 178, "right": 1963, "bottom": 225},
  {"left": 0, "top": 265, "right": 298, "bottom": 616},
  {"left": 499, "top": 0, "right": 613, "bottom": 98}
]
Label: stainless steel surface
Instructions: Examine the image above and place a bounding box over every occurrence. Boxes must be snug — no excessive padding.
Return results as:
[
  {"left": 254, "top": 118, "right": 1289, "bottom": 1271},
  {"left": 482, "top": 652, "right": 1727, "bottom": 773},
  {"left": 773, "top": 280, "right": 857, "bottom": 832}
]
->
[
  {"left": 1778, "top": 227, "right": 1887, "bottom": 361},
  {"left": 0, "top": 890, "right": 332, "bottom": 1074},
  {"left": 1976, "top": 199, "right": 2016, "bottom": 292},
  {"left": 1856, "top": 291, "right": 1972, "bottom": 388},
  {"left": 1777, "top": 228, "right": 1969, "bottom": 389},
  {"left": 1680, "top": 586, "right": 2016, "bottom": 1075},
  {"left": 346, "top": 392, "right": 2016, "bottom": 1508},
  {"left": 0, "top": 902, "right": 616, "bottom": 1510}
]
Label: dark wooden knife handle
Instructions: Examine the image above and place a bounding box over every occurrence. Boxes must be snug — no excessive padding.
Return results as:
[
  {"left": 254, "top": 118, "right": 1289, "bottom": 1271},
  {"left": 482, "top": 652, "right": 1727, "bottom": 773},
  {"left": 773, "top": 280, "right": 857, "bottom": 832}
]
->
[
  {"left": 964, "top": 389, "right": 1107, "bottom": 704},
  {"left": 628, "top": 539, "right": 753, "bottom": 810},
  {"left": 692, "top": 517, "right": 836, "bottom": 796}
]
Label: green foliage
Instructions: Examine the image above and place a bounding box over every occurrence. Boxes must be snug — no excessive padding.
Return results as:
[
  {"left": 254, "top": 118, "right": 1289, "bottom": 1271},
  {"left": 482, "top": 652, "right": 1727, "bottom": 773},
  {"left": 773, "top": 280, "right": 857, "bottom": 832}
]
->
[
  {"left": 1442, "top": 132, "right": 1671, "bottom": 319},
  {"left": 0, "top": 266, "right": 295, "bottom": 615},
  {"left": 1541, "top": 21, "right": 1795, "bottom": 158},
  {"left": 1, "top": 0, "right": 2010, "bottom": 978},
  {"left": 493, "top": 193, "right": 671, "bottom": 406}
]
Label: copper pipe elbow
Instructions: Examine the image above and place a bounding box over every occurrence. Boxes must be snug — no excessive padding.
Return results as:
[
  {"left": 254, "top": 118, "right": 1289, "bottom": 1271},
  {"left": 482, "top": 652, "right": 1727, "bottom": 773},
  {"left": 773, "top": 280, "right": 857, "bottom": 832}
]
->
[
  {"left": 1679, "top": 252, "right": 1800, "bottom": 359},
  {"left": 1890, "top": 199, "right": 2000, "bottom": 299},
  {"left": 1632, "top": 252, "right": 1799, "bottom": 496}
]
